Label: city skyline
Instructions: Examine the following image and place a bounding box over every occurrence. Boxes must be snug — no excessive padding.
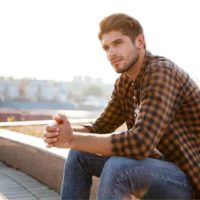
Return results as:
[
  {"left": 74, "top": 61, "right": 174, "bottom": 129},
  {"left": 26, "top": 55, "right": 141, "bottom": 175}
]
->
[{"left": 0, "top": 0, "right": 200, "bottom": 84}]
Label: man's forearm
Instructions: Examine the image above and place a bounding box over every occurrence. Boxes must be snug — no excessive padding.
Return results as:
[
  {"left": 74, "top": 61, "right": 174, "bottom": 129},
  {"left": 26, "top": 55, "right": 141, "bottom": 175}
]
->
[
  {"left": 69, "top": 132, "right": 113, "bottom": 156},
  {"left": 46, "top": 114, "right": 113, "bottom": 155},
  {"left": 73, "top": 126, "right": 90, "bottom": 133}
]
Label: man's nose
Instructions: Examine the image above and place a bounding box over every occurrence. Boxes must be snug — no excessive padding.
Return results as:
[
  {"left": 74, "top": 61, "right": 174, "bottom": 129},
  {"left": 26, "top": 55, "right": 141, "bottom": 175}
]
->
[{"left": 107, "top": 47, "right": 117, "bottom": 58}]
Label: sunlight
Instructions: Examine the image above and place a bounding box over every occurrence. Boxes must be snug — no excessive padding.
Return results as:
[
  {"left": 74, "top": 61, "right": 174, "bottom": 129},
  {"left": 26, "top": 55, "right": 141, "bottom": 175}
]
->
[{"left": 0, "top": 0, "right": 199, "bottom": 84}]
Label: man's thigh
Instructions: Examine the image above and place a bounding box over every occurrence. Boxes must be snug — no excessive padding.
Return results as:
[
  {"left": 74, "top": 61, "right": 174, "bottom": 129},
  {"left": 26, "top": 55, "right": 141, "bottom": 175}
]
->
[{"left": 98, "top": 157, "right": 192, "bottom": 199}]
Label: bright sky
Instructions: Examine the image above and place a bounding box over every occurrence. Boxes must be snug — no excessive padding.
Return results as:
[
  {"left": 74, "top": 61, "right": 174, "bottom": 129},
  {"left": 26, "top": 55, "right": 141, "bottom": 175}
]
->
[{"left": 0, "top": 0, "right": 200, "bottom": 84}]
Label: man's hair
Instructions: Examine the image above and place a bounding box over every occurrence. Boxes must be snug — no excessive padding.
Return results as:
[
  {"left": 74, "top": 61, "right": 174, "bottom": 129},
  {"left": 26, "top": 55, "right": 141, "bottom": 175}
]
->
[{"left": 98, "top": 13, "right": 144, "bottom": 42}]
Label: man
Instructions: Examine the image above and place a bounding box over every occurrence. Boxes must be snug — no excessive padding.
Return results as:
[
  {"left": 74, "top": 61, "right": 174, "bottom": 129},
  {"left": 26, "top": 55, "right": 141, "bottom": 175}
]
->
[{"left": 44, "top": 13, "right": 200, "bottom": 199}]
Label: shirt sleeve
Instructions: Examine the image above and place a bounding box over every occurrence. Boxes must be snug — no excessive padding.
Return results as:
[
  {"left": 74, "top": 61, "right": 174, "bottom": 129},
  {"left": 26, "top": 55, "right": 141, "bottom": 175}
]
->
[
  {"left": 84, "top": 78, "right": 126, "bottom": 134},
  {"left": 111, "top": 64, "right": 179, "bottom": 159}
]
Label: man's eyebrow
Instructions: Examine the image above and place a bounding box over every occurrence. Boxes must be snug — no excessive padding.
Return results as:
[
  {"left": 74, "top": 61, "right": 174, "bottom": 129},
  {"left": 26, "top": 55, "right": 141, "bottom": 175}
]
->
[
  {"left": 113, "top": 38, "right": 123, "bottom": 43},
  {"left": 102, "top": 38, "right": 124, "bottom": 50},
  {"left": 105, "top": 38, "right": 123, "bottom": 46}
]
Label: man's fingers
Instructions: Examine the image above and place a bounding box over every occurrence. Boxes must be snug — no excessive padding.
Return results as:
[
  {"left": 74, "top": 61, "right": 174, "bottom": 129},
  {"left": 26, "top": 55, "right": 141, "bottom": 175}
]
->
[
  {"left": 53, "top": 115, "right": 64, "bottom": 124},
  {"left": 46, "top": 124, "right": 59, "bottom": 132},
  {"left": 44, "top": 131, "right": 59, "bottom": 139},
  {"left": 44, "top": 132, "right": 59, "bottom": 148},
  {"left": 44, "top": 136, "right": 58, "bottom": 144},
  {"left": 53, "top": 114, "right": 69, "bottom": 125}
]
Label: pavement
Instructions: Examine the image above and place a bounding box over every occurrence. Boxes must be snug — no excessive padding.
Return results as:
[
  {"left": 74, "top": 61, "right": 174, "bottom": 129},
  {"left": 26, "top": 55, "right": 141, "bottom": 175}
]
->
[{"left": 0, "top": 161, "right": 60, "bottom": 200}]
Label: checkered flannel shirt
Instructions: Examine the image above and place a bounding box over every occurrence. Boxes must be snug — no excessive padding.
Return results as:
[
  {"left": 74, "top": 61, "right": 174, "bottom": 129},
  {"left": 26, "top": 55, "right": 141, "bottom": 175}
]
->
[{"left": 85, "top": 51, "right": 200, "bottom": 196}]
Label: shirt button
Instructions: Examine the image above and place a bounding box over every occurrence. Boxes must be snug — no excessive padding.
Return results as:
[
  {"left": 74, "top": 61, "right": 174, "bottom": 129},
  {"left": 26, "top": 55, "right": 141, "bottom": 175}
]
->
[
  {"left": 134, "top": 113, "right": 137, "bottom": 118},
  {"left": 133, "top": 96, "right": 136, "bottom": 100}
]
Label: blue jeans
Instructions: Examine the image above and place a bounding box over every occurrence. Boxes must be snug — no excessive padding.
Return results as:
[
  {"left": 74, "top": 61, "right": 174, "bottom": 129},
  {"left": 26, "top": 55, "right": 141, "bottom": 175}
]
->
[{"left": 61, "top": 150, "right": 192, "bottom": 200}]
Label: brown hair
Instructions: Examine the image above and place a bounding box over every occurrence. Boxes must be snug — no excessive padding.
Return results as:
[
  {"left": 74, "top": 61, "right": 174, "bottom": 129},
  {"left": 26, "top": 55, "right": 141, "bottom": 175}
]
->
[{"left": 98, "top": 13, "right": 144, "bottom": 43}]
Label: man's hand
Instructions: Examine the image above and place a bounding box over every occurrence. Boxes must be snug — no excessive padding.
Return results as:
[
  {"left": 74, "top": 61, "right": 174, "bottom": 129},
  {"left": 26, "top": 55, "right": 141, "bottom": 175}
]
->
[{"left": 44, "top": 114, "right": 73, "bottom": 148}]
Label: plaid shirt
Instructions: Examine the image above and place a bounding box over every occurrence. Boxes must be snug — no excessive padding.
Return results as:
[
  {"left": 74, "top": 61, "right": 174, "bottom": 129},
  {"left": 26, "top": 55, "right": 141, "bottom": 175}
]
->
[{"left": 85, "top": 51, "right": 200, "bottom": 196}]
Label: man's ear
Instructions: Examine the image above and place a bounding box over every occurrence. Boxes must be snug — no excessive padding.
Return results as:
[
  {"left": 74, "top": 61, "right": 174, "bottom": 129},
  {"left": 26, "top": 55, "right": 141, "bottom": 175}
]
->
[{"left": 135, "top": 34, "right": 145, "bottom": 49}]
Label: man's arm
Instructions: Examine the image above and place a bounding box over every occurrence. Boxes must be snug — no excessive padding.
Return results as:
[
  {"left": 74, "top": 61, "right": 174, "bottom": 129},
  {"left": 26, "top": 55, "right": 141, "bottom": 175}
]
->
[
  {"left": 111, "top": 65, "right": 179, "bottom": 159},
  {"left": 69, "top": 131, "right": 112, "bottom": 156},
  {"left": 44, "top": 114, "right": 113, "bottom": 156},
  {"left": 72, "top": 126, "right": 112, "bottom": 155},
  {"left": 81, "top": 77, "right": 125, "bottom": 134},
  {"left": 73, "top": 126, "right": 90, "bottom": 133}
]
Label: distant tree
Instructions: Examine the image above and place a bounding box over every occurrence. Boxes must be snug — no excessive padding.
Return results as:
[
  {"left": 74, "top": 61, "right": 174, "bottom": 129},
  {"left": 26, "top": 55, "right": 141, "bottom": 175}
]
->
[{"left": 18, "top": 79, "right": 27, "bottom": 100}]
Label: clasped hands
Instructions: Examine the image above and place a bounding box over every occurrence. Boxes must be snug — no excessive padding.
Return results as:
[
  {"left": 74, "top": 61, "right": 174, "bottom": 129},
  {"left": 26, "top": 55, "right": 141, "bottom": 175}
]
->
[{"left": 43, "top": 114, "right": 73, "bottom": 148}]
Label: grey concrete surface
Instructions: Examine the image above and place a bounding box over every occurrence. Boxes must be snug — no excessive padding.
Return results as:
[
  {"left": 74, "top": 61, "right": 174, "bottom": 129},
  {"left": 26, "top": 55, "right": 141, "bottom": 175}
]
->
[
  {"left": 0, "top": 128, "right": 98, "bottom": 200},
  {"left": 0, "top": 129, "right": 68, "bottom": 193},
  {"left": 0, "top": 161, "right": 60, "bottom": 200}
]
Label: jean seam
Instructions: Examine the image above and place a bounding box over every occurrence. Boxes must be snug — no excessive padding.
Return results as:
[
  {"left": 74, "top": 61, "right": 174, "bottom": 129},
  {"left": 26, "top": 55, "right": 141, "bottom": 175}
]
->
[{"left": 117, "top": 171, "right": 192, "bottom": 191}]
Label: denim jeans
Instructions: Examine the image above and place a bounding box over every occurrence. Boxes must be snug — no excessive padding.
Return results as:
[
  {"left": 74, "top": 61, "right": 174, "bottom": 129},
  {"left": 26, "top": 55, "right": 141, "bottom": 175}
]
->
[{"left": 61, "top": 150, "right": 192, "bottom": 200}]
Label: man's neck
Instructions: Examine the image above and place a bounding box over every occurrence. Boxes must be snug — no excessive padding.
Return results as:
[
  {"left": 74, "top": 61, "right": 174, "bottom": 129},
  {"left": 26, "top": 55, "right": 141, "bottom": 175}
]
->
[{"left": 125, "top": 49, "right": 146, "bottom": 81}]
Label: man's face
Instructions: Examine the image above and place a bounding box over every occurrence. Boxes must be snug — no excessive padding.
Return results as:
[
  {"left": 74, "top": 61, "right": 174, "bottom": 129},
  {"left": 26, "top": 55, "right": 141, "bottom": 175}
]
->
[{"left": 101, "top": 31, "right": 139, "bottom": 73}]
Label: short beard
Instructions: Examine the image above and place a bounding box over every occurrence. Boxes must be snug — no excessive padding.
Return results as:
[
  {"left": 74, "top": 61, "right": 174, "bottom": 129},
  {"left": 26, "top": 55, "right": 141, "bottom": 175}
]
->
[{"left": 115, "top": 52, "right": 139, "bottom": 74}]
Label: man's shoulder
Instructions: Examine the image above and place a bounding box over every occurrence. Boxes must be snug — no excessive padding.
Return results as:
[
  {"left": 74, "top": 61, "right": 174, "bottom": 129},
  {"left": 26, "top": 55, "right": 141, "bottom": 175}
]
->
[
  {"left": 150, "top": 54, "right": 174, "bottom": 69},
  {"left": 144, "top": 52, "right": 196, "bottom": 88},
  {"left": 145, "top": 52, "right": 182, "bottom": 77}
]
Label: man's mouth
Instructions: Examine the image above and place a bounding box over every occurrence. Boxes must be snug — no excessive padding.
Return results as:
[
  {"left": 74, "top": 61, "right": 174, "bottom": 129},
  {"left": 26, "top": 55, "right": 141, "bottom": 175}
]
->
[{"left": 111, "top": 57, "right": 122, "bottom": 66}]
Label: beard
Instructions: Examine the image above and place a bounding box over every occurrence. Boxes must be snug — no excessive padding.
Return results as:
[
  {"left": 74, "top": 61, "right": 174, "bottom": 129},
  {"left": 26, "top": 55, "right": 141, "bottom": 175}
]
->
[{"left": 114, "top": 51, "right": 139, "bottom": 74}]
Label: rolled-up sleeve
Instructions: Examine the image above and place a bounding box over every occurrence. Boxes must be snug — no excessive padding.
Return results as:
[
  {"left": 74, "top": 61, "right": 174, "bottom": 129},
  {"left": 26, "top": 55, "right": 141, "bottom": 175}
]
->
[{"left": 84, "top": 78, "right": 126, "bottom": 134}]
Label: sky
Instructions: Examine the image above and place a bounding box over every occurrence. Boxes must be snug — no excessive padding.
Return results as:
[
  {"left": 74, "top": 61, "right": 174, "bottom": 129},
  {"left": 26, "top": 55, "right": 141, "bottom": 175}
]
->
[{"left": 0, "top": 0, "right": 200, "bottom": 84}]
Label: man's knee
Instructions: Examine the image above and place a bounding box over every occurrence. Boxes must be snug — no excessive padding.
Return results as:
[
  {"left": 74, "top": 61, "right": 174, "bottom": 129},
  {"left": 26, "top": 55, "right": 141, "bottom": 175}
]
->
[
  {"left": 100, "top": 156, "right": 131, "bottom": 183},
  {"left": 101, "top": 156, "right": 140, "bottom": 177},
  {"left": 102, "top": 156, "right": 122, "bottom": 175},
  {"left": 64, "top": 150, "right": 88, "bottom": 169},
  {"left": 66, "top": 149, "right": 90, "bottom": 162},
  {"left": 67, "top": 149, "right": 83, "bottom": 160}
]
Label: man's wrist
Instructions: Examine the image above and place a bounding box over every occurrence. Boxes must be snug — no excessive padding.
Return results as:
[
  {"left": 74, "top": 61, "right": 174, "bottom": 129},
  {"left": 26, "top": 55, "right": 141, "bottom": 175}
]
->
[{"left": 73, "top": 126, "right": 90, "bottom": 133}]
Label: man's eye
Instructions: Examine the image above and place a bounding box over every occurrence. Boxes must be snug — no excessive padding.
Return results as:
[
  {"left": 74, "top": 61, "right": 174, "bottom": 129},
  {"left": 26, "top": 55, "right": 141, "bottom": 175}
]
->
[
  {"left": 103, "top": 46, "right": 109, "bottom": 51},
  {"left": 117, "top": 41, "right": 122, "bottom": 44},
  {"left": 115, "top": 41, "right": 123, "bottom": 46}
]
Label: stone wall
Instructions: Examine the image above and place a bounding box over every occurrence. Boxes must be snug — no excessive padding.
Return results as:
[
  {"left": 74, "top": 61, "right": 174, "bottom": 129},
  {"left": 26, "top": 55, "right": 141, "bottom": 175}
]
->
[{"left": 0, "top": 129, "right": 98, "bottom": 199}]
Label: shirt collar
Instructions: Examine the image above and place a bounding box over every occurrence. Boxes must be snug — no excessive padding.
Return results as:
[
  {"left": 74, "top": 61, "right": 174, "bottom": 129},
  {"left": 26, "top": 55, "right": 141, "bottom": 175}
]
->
[{"left": 128, "top": 50, "right": 153, "bottom": 87}]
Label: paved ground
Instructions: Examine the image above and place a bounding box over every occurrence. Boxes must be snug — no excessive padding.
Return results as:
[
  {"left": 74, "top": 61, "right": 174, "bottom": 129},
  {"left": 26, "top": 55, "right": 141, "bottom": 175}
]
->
[{"left": 0, "top": 161, "right": 60, "bottom": 200}]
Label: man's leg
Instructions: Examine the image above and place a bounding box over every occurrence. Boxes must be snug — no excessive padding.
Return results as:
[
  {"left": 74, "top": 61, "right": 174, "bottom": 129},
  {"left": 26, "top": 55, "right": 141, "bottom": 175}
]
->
[
  {"left": 97, "top": 157, "right": 192, "bottom": 200},
  {"left": 60, "top": 150, "right": 109, "bottom": 200}
]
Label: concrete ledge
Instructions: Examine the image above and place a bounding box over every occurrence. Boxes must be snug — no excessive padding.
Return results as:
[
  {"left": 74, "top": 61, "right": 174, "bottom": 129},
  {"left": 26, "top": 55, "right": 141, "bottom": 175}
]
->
[
  {"left": 0, "top": 129, "right": 98, "bottom": 199},
  {"left": 0, "top": 128, "right": 68, "bottom": 192},
  {"left": 0, "top": 119, "right": 94, "bottom": 126}
]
